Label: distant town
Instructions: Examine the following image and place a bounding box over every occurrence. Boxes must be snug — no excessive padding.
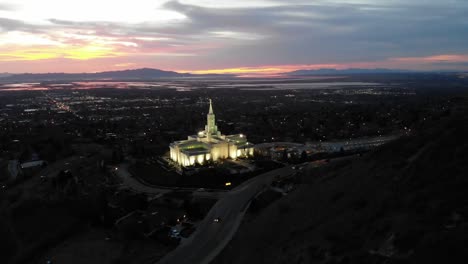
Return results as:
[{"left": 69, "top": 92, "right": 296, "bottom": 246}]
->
[{"left": 1, "top": 73, "right": 467, "bottom": 264}]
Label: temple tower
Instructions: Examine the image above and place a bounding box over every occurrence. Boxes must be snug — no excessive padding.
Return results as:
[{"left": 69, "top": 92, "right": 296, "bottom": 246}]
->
[{"left": 205, "top": 99, "right": 218, "bottom": 137}]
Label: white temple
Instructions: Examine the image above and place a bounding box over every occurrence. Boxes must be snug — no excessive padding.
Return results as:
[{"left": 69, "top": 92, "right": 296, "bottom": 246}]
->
[{"left": 169, "top": 99, "right": 254, "bottom": 167}]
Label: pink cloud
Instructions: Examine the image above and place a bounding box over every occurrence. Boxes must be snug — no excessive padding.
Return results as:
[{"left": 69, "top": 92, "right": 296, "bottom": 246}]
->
[{"left": 390, "top": 54, "right": 468, "bottom": 63}]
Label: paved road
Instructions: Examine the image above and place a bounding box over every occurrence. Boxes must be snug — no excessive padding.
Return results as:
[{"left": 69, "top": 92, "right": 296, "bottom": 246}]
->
[{"left": 157, "top": 165, "right": 298, "bottom": 264}]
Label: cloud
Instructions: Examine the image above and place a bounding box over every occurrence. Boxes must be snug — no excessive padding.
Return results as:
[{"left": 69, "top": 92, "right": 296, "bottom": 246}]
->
[
  {"left": 0, "top": 17, "right": 27, "bottom": 32},
  {"left": 157, "top": 0, "right": 468, "bottom": 67},
  {"left": 1, "top": 0, "right": 468, "bottom": 72},
  {"left": 114, "top": 62, "right": 136, "bottom": 68},
  {"left": 0, "top": 3, "right": 16, "bottom": 11},
  {"left": 391, "top": 54, "right": 468, "bottom": 63}
]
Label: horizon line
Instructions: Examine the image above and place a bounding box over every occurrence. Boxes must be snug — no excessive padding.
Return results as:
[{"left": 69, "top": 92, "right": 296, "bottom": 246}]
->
[{"left": 2, "top": 67, "right": 465, "bottom": 76}]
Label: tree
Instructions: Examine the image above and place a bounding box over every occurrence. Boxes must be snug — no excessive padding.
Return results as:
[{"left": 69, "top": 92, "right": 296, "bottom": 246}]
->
[
  {"left": 282, "top": 149, "right": 288, "bottom": 161},
  {"left": 300, "top": 150, "right": 308, "bottom": 162},
  {"left": 0, "top": 204, "right": 19, "bottom": 262}
]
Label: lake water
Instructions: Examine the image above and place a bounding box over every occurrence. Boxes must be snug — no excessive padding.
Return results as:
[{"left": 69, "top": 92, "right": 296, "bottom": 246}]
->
[{"left": 0, "top": 79, "right": 382, "bottom": 91}]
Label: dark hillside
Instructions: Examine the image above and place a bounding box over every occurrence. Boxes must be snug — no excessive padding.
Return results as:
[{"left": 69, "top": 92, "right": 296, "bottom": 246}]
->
[{"left": 214, "top": 102, "right": 468, "bottom": 264}]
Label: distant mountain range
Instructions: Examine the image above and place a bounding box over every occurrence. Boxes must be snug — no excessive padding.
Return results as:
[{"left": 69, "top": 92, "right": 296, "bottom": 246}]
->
[
  {"left": 0, "top": 68, "right": 463, "bottom": 83},
  {"left": 285, "top": 68, "right": 414, "bottom": 76},
  {"left": 0, "top": 68, "right": 231, "bottom": 83}
]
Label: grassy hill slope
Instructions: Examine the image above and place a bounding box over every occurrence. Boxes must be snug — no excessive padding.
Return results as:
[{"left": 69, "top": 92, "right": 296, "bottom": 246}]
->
[{"left": 214, "top": 104, "right": 468, "bottom": 264}]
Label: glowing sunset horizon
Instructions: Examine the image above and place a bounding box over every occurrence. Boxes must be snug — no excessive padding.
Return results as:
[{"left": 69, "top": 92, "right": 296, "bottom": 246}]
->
[{"left": 1, "top": 0, "right": 467, "bottom": 75}]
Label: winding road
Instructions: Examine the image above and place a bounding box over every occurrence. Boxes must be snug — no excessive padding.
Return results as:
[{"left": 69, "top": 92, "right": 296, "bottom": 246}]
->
[{"left": 157, "top": 165, "right": 298, "bottom": 264}]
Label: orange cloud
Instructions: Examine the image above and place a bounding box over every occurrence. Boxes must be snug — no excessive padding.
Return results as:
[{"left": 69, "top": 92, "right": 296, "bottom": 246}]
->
[
  {"left": 114, "top": 62, "right": 137, "bottom": 68},
  {"left": 182, "top": 54, "right": 468, "bottom": 76},
  {"left": 0, "top": 44, "right": 124, "bottom": 61},
  {"left": 185, "top": 63, "right": 342, "bottom": 75},
  {"left": 390, "top": 54, "right": 468, "bottom": 63}
]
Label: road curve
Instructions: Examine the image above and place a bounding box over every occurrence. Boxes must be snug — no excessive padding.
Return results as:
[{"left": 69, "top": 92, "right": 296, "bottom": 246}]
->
[{"left": 157, "top": 165, "right": 296, "bottom": 264}]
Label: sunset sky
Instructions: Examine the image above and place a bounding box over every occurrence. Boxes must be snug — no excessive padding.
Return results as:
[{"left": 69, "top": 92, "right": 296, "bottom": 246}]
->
[{"left": 0, "top": 0, "right": 467, "bottom": 74}]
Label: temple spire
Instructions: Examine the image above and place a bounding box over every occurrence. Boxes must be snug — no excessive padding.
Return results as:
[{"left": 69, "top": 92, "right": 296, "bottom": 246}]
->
[
  {"left": 209, "top": 99, "right": 213, "bottom": 114},
  {"left": 205, "top": 99, "right": 218, "bottom": 136}
]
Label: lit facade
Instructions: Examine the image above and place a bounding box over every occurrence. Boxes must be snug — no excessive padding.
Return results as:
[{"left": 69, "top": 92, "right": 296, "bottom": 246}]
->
[{"left": 169, "top": 99, "right": 254, "bottom": 167}]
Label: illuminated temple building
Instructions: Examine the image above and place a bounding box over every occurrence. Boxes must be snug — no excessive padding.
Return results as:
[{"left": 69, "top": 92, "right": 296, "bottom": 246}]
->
[{"left": 169, "top": 99, "right": 254, "bottom": 167}]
